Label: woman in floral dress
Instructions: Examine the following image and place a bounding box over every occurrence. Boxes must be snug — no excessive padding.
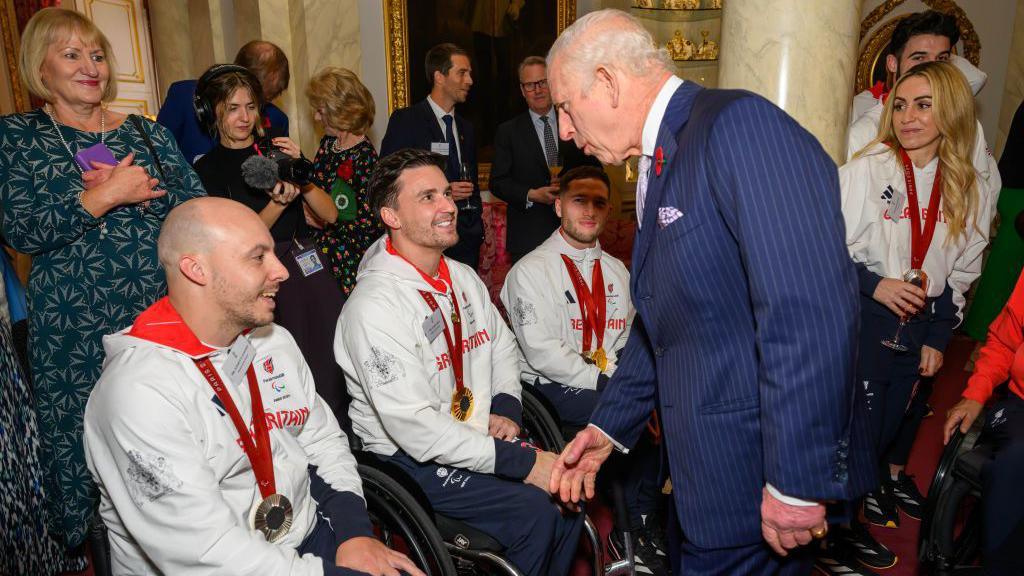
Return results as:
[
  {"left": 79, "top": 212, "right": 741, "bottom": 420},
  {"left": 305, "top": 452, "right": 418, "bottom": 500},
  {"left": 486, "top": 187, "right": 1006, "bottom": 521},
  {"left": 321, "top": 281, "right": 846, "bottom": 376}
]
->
[{"left": 306, "top": 67, "right": 383, "bottom": 295}]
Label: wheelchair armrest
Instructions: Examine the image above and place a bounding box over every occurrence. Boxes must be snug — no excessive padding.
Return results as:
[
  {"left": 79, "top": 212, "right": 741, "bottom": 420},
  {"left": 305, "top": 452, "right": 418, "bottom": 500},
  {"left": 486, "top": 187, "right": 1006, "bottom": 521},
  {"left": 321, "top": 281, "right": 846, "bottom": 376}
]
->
[{"left": 435, "top": 514, "right": 506, "bottom": 553}]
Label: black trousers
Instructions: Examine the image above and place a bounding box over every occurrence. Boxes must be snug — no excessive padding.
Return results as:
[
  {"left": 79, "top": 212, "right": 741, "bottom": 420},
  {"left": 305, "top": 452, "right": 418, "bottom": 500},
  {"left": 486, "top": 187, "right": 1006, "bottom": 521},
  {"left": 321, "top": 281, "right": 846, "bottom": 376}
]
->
[{"left": 981, "top": 394, "right": 1024, "bottom": 575}]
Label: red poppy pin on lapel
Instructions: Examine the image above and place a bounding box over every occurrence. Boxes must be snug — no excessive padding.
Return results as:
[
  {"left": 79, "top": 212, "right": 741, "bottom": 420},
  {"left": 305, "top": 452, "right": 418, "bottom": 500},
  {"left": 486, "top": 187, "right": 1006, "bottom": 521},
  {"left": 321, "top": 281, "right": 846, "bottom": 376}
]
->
[{"left": 655, "top": 146, "right": 665, "bottom": 176}]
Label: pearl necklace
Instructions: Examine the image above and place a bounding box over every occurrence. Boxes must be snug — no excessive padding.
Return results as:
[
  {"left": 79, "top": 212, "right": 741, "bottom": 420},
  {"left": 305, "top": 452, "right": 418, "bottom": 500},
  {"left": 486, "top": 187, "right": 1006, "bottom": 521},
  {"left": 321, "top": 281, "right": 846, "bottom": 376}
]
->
[{"left": 45, "top": 104, "right": 106, "bottom": 174}]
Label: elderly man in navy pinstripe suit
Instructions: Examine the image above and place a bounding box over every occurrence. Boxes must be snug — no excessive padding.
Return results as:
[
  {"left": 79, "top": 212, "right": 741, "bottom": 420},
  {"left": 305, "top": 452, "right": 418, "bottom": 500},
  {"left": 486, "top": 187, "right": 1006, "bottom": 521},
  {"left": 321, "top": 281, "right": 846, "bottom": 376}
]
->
[{"left": 545, "top": 10, "right": 874, "bottom": 575}]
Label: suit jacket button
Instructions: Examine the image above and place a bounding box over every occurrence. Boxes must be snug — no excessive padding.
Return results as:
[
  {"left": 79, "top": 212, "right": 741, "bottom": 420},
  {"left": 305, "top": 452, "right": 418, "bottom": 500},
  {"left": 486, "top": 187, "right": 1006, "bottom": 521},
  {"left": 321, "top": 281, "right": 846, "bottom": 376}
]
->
[{"left": 655, "top": 347, "right": 664, "bottom": 357}]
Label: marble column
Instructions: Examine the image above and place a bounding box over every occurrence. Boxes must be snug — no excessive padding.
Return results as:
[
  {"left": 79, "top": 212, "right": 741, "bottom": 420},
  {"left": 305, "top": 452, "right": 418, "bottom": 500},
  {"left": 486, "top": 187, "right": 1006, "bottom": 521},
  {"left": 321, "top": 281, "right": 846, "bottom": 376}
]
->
[
  {"left": 996, "top": 0, "right": 1024, "bottom": 158},
  {"left": 718, "top": 0, "right": 862, "bottom": 163},
  {"left": 254, "top": 0, "right": 362, "bottom": 155},
  {"left": 148, "top": 1, "right": 195, "bottom": 100}
]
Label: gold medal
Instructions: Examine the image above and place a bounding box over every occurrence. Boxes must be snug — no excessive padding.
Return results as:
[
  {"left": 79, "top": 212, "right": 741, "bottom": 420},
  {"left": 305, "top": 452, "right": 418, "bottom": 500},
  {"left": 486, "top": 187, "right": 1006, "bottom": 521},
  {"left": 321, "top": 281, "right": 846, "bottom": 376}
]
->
[
  {"left": 251, "top": 493, "right": 293, "bottom": 543},
  {"left": 591, "top": 347, "right": 608, "bottom": 372},
  {"left": 451, "top": 387, "right": 474, "bottom": 421}
]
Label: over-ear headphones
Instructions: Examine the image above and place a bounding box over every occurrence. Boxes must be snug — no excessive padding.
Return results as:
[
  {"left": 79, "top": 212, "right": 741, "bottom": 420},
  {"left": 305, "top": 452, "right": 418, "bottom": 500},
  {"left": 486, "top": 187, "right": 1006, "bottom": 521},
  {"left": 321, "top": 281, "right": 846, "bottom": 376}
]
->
[{"left": 193, "top": 63, "right": 254, "bottom": 130}]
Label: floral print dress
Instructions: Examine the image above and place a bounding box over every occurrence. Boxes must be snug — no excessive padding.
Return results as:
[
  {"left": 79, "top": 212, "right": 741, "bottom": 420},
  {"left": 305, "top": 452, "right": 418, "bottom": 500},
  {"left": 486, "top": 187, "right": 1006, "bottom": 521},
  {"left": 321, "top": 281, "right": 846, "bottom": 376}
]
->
[{"left": 310, "top": 137, "right": 382, "bottom": 294}]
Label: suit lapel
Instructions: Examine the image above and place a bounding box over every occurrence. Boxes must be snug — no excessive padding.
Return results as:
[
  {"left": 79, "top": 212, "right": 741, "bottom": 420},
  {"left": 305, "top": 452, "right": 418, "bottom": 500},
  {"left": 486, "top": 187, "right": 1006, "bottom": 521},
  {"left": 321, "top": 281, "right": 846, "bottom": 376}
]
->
[
  {"left": 417, "top": 99, "right": 445, "bottom": 143},
  {"left": 632, "top": 82, "right": 703, "bottom": 277}
]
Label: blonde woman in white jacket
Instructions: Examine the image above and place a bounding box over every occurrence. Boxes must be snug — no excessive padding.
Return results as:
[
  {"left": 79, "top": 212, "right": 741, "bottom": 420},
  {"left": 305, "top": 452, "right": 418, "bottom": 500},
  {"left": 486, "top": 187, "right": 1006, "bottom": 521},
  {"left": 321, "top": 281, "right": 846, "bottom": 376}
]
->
[{"left": 828, "top": 61, "right": 993, "bottom": 570}]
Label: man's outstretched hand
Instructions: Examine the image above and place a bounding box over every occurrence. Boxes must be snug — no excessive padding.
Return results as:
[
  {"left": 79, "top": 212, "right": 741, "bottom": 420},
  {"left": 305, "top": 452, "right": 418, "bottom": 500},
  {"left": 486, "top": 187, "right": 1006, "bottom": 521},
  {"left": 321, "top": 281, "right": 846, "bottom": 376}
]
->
[{"left": 549, "top": 426, "right": 614, "bottom": 508}]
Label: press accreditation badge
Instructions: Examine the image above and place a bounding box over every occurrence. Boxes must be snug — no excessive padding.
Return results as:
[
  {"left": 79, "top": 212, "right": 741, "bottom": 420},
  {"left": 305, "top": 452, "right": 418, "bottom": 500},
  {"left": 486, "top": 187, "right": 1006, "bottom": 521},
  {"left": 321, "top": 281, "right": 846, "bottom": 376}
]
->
[
  {"left": 225, "top": 336, "right": 258, "bottom": 386},
  {"left": 423, "top": 308, "right": 445, "bottom": 342},
  {"left": 431, "top": 142, "right": 450, "bottom": 156},
  {"left": 294, "top": 249, "right": 324, "bottom": 277}
]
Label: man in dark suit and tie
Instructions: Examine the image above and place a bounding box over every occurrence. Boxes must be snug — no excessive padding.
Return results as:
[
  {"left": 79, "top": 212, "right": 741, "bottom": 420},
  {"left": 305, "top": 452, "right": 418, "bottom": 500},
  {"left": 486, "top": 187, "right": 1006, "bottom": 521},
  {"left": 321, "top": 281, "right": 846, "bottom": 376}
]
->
[
  {"left": 491, "top": 56, "right": 601, "bottom": 262},
  {"left": 380, "top": 43, "right": 484, "bottom": 269},
  {"left": 546, "top": 10, "right": 873, "bottom": 575}
]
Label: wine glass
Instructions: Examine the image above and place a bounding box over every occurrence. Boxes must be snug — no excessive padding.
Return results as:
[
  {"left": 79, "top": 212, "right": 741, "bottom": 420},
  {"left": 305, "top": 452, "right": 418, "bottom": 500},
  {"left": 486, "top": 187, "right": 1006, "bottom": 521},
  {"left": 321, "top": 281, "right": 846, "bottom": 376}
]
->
[
  {"left": 881, "top": 269, "right": 929, "bottom": 352},
  {"left": 454, "top": 162, "right": 477, "bottom": 212}
]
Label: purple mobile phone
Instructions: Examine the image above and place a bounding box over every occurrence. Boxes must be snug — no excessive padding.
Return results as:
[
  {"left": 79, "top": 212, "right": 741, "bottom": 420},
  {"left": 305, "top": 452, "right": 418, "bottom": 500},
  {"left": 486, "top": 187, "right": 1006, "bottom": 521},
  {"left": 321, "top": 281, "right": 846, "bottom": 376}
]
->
[{"left": 74, "top": 142, "right": 118, "bottom": 172}]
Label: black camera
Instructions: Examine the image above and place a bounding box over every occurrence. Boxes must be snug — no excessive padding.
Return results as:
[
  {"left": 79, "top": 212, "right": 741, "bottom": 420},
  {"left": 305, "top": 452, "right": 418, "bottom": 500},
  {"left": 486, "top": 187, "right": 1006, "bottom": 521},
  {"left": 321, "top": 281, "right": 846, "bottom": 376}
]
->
[{"left": 254, "top": 136, "right": 313, "bottom": 187}]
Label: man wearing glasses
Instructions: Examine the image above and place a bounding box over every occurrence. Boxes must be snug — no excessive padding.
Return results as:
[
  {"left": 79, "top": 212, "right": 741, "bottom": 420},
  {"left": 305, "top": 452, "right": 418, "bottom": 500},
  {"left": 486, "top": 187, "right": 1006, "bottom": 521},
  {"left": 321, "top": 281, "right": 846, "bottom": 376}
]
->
[{"left": 491, "top": 56, "right": 600, "bottom": 263}]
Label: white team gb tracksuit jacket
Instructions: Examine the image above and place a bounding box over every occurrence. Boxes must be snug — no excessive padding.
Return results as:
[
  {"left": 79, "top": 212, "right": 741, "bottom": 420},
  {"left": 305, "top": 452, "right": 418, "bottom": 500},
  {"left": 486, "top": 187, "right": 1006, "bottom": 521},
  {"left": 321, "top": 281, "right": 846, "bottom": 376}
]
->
[
  {"left": 335, "top": 237, "right": 534, "bottom": 478},
  {"left": 847, "top": 55, "right": 1000, "bottom": 214},
  {"left": 500, "top": 230, "right": 634, "bottom": 389},
  {"left": 84, "top": 298, "right": 366, "bottom": 576},
  {"left": 840, "top": 144, "right": 994, "bottom": 319}
]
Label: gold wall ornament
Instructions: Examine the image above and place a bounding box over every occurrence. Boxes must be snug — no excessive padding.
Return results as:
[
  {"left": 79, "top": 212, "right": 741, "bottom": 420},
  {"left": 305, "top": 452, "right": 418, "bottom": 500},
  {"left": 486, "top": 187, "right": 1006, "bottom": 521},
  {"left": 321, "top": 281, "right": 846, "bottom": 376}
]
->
[
  {"left": 0, "top": 0, "right": 29, "bottom": 113},
  {"left": 856, "top": 0, "right": 980, "bottom": 94}
]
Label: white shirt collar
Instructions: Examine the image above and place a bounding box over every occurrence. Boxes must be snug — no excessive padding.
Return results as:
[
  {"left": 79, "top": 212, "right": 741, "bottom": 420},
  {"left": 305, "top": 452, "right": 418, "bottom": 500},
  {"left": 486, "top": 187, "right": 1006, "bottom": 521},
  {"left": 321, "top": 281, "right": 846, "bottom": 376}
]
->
[
  {"left": 641, "top": 76, "right": 685, "bottom": 157},
  {"left": 528, "top": 106, "right": 556, "bottom": 126},
  {"left": 427, "top": 95, "right": 454, "bottom": 120},
  {"left": 550, "top": 228, "right": 602, "bottom": 263}
]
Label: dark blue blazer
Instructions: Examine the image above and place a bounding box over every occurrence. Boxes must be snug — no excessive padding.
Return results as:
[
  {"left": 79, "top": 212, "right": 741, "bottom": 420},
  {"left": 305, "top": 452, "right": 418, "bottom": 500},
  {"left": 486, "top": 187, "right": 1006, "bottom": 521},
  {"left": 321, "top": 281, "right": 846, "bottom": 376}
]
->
[
  {"left": 156, "top": 79, "right": 289, "bottom": 166},
  {"left": 590, "top": 83, "right": 874, "bottom": 549},
  {"left": 380, "top": 99, "right": 483, "bottom": 267}
]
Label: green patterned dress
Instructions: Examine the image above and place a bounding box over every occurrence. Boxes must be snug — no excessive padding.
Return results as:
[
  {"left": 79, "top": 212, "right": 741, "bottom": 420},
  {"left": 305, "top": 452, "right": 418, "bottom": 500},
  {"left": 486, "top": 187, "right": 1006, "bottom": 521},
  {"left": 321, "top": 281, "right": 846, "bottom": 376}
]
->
[{"left": 0, "top": 109, "right": 206, "bottom": 549}]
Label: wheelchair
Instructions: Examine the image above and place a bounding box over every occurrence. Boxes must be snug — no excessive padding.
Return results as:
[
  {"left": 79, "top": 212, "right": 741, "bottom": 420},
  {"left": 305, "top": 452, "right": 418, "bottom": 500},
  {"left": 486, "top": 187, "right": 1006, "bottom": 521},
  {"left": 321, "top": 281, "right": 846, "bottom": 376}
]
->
[
  {"left": 350, "top": 382, "right": 606, "bottom": 576},
  {"left": 918, "top": 409, "right": 991, "bottom": 575}
]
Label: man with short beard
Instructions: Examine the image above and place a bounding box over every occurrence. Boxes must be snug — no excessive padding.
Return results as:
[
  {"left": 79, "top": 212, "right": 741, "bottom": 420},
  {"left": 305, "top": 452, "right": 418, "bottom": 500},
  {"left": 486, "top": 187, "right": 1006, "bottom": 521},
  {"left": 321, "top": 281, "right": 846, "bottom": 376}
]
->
[
  {"left": 335, "top": 148, "right": 584, "bottom": 576},
  {"left": 83, "top": 197, "right": 420, "bottom": 576},
  {"left": 500, "top": 166, "right": 667, "bottom": 575}
]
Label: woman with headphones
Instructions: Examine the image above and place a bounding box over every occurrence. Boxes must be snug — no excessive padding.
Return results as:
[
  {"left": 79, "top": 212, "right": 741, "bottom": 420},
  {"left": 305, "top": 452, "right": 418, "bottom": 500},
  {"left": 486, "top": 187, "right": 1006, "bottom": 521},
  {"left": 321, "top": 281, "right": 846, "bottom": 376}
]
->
[{"left": 193, "top": 64, "right": 350, "bottom": 417}]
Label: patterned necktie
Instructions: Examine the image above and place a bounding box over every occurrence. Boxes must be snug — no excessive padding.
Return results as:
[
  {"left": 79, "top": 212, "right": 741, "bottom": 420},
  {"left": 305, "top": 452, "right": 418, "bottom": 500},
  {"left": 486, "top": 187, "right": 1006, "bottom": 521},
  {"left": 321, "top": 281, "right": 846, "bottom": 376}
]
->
[
  {"left": 540, "top": 115, "right": 558, "bottom": 167},
  {"left": 636, "top": 155, "right": 652, "bottom": 228},
  {"left": 442, "top": 114, "right": 461, "bottom": 180}
]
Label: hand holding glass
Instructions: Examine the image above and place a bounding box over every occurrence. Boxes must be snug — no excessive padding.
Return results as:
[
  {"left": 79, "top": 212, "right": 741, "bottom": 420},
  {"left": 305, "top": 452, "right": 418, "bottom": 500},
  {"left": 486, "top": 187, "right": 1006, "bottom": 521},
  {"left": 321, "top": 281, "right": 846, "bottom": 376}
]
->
[{"left": 881, "top": 269, "right": 929, "bottom": 352}]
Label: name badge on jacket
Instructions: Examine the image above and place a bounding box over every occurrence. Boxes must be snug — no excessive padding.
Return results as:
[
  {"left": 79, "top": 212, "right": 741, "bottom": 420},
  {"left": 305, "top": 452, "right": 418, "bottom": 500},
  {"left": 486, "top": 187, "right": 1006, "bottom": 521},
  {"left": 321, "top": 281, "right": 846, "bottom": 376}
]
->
[{"left": 431, "top": 142, "right": 450, "bottom": 156}]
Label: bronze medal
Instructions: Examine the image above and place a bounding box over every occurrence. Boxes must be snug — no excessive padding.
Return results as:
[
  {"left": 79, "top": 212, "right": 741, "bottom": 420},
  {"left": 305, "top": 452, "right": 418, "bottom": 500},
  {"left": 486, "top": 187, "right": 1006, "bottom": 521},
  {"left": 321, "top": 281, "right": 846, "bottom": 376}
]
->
[
  {"left": 252, "top": 493, "right": 293, "bottom": 543},
  {"left": 451, "top": 387, "right": 474, "bottom": 421}
]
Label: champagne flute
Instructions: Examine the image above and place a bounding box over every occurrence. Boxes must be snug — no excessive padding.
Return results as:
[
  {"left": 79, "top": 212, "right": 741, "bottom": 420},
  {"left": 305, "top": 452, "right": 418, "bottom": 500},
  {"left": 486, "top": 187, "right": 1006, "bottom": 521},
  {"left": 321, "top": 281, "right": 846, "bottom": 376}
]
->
[{"left": 881, "top": 269, "right": 929, "bottom": 352}]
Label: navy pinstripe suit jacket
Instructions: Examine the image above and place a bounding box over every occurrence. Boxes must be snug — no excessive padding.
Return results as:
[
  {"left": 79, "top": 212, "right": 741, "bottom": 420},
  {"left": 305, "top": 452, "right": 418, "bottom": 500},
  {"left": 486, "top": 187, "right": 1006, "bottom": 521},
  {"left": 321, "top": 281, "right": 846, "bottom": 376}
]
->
[{"left": 591, "top": 82, "right": 874, "bottom": 549}]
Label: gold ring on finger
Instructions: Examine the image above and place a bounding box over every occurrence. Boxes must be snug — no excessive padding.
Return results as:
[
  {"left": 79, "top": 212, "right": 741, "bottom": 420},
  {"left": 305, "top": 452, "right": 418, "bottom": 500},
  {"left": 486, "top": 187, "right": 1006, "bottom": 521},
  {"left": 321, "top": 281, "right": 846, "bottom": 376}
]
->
[{"left": 810, "top": 525, "right": 828, "bottom": 539}]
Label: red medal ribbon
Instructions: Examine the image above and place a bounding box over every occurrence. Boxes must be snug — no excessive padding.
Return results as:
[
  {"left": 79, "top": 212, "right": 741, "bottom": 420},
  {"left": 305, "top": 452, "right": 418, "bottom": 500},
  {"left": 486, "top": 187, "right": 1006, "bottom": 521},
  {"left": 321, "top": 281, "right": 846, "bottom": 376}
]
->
[
  {"left": 560, "top": 254, "right": 606, "bottom": 354},
  {"left": 194, "top": 358, "right": 276, "bottom": 498},
  {"left": 386, "top": 237, "right": 465, "bottom": 392},
  {"left": 898, "top": 148, "right": 943, "bottom": 270},
  {"left": 419, "top": 288, "right": 464, "bottom": 393}
]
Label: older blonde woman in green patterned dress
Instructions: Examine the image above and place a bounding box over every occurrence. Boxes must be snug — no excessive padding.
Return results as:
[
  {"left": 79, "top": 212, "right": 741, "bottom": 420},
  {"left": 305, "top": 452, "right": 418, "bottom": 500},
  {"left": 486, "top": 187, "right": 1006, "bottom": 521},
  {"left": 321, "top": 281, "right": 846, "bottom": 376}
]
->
[{"left": 0, "top": 8, "right": 204, "bottom": 563}]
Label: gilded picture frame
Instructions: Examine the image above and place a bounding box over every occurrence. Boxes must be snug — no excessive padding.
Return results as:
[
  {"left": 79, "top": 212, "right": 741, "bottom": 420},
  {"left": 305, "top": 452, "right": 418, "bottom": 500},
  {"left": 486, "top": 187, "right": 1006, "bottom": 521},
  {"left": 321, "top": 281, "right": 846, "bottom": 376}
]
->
[{"left": 382, "top": 0, "right": 576, "bottom": 188}]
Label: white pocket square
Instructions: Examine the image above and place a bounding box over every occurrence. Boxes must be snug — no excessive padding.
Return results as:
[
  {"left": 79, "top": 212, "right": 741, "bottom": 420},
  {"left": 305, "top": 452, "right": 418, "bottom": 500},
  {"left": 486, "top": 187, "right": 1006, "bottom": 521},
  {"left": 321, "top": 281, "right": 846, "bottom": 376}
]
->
[{"left": 657, "top": 206, "right": 683, "bottom": 229}]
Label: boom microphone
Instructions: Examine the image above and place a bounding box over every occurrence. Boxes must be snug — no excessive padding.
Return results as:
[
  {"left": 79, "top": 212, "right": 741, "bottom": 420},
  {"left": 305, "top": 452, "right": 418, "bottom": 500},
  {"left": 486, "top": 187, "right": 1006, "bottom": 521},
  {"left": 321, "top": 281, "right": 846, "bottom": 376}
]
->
[{"left": 241, "top": 154, "right": 280, "bottom": 190}]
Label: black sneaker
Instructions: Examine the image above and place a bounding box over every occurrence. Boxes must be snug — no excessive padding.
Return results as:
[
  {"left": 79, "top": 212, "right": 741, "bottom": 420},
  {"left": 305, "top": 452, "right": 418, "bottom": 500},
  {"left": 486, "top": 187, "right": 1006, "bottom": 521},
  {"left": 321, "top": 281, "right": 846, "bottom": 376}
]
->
[
  {"left": 885, "top": 472, "right": 925, "bottom": 520},
  {"left": 608, "top": 529, "right": 669, "bottom": 576},
  {"left": 862, "top": 485, "right": 900, "bottom": 528},
  {"left": 640, "top": 513, "right": 669, "bottom": 560},
  {"left": 814, "top": 536, "right": 881, "bottom": 576},
  {"left": 834, "top": 523, "right": 898, "bottom": 570}
]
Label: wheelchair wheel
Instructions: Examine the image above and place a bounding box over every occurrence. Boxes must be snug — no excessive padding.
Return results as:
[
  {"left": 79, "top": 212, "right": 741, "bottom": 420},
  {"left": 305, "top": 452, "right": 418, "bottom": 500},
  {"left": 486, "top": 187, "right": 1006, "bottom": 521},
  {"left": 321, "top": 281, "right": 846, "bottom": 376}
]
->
[
  {"left": 520, "top": 386, "right": 566, "bottom": 453},
  {"left": 358, "top": 463, "right": 457, "bottom": 576},
  {"left": 919, "top": 415, "right": 988, "bottom": 574}
]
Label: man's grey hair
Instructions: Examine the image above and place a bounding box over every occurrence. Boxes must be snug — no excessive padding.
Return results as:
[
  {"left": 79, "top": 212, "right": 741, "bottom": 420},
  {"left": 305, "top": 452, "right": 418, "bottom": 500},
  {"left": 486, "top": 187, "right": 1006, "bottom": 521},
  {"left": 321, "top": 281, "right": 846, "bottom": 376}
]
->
[
  {"left": 518, "top": 55, "right": 547, "bottom": 76},
  {"left": 547, "top": 9, "right": 671, "bottom": 92}
]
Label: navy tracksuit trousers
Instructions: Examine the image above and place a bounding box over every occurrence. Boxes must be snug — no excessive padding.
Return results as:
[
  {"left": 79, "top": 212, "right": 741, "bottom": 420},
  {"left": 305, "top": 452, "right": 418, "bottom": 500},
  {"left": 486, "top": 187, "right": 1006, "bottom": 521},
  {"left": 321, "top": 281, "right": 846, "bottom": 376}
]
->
[{"left": 388, "top": 453, "right": 584, "bottom": 576}]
